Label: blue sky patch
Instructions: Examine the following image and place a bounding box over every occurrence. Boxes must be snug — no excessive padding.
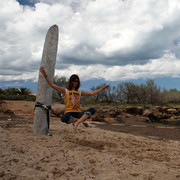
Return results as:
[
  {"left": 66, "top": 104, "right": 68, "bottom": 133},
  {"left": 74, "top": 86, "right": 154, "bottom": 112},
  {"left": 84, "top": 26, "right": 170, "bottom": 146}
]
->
[{"left": 16, "top": 0, "right": 38, "bottom": 7}]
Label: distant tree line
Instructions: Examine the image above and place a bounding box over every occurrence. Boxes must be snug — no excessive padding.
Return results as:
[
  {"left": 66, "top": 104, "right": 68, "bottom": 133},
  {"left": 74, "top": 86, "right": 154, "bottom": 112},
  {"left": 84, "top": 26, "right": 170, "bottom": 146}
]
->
[
  {"left": 53, "top": 76, "right": 180, "bottom": 105},
  {"left": 1, "top": 77, "right": 180, "bottom": 105},
  {"left": 0, "top": 87, "right": 35, "bottom": 101},
  {"left": 90, "top": 80, "right": 180, "bottom": 105}
]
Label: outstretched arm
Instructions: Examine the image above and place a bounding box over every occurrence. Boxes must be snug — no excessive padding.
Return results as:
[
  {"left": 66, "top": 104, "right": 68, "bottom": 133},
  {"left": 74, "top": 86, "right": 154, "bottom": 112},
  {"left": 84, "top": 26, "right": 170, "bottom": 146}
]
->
[
  {"left": 40, "top": 67, "right": 66, "bottom": 96},
  {"left": 81, "top": 85, "right": 109, "bottom": 97}
]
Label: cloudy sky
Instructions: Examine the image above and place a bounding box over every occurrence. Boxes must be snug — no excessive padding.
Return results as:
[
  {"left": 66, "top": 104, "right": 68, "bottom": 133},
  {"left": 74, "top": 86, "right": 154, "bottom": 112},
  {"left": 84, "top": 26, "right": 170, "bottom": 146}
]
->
[{"left": 1, "top": 0, "right": 180, "bottom": 92}]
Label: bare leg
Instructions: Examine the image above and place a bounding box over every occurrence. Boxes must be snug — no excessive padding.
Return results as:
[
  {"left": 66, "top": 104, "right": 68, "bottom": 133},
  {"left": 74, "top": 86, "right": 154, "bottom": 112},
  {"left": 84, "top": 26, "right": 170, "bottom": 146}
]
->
[{"left": 73, "top": 114, "right": 89, "bottom": 132}]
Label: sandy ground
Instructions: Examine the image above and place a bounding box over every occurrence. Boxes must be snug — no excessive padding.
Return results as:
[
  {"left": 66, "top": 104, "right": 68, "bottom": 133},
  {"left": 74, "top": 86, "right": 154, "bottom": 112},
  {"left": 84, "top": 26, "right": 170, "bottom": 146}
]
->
[{"left": 0, "top": 101, "right": 180, "bottom": 180}]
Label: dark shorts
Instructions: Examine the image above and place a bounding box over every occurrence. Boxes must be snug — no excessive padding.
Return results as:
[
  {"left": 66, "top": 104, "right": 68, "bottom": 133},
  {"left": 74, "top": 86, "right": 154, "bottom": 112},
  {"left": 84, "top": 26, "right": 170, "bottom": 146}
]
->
[{"left": 61, "top": 107, "right": 96, "bottom": 124}]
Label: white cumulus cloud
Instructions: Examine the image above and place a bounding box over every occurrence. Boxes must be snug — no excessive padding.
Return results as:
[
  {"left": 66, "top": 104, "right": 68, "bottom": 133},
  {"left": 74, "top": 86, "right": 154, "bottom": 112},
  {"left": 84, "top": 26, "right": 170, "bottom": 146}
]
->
[{"left": 0, "top": 0, "right": 180, "bottom": 83}]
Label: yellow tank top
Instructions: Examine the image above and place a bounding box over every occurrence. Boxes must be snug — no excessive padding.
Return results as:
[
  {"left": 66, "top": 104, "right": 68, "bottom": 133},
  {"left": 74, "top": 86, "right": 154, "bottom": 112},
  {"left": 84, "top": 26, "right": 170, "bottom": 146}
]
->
[{"left": 64, "top": 89, "right": 81, "bottom": 113}]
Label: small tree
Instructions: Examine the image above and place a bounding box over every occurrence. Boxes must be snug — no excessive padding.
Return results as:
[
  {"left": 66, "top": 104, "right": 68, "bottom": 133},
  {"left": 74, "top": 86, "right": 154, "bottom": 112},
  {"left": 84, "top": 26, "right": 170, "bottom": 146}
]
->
[
  {"left": 162, "top": 88, "right": 180, "bottom": 104},
  {"left": 0, "top": 88, "right": 6, "bottom": 95},
  {"left": 17, "top": 87, "right": 32, "bottom": 95},
  {"left": 136, "top": 84, "right": 149, "bottom": 103},
  {"left": 5, "top": 88, "right": 18, "bottom": 95},
  {"left": 91, "top": 83, "right": 110, "bottom": 102},
  {"left": 116, "top": 82, "right": 139, "bottom": 103},
  {"left": 145, "top": 80, "right": 162, "bottom": 104}
]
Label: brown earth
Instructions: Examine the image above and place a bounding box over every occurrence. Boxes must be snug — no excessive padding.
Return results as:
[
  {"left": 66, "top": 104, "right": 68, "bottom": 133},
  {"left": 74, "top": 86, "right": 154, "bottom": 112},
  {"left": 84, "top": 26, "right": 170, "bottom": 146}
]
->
[{"left": 0, "top": 100, "right": 180, "bottom": 180}]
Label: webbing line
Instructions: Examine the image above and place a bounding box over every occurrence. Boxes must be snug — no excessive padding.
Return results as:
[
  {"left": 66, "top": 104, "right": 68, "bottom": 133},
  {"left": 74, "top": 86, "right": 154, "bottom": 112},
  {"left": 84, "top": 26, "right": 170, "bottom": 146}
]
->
[{"left": 35, "top": 102, "right": 52, "bottom": 135}]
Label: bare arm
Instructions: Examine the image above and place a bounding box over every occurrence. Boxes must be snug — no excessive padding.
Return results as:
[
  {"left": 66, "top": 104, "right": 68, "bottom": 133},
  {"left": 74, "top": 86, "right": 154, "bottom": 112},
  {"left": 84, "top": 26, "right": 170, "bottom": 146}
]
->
[
  {"left": 40, "top": 67, "right": 66, "bottom": 96},
  {"left": 81, "top": 85, "right": 109, "bottom": 97}
]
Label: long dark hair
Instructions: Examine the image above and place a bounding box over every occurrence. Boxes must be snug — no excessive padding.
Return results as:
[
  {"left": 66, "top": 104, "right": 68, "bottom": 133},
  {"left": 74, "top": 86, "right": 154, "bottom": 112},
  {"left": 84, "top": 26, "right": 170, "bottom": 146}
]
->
[{"left": 67, "top": 74, "right": 80, "bottom": 90}]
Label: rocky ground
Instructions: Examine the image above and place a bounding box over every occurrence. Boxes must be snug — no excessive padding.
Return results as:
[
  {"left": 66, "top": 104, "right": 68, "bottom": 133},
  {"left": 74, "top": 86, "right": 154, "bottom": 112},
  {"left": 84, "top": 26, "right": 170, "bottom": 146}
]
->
[{"left": 90, "top": 105, "right": 180, "bottom": 141}]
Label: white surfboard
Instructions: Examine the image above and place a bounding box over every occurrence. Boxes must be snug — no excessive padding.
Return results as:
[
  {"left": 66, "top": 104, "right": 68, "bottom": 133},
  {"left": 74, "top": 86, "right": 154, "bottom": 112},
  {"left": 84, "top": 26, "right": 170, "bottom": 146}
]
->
[{"left": 33, "top": 25, "right": 59, "bottom": 135}]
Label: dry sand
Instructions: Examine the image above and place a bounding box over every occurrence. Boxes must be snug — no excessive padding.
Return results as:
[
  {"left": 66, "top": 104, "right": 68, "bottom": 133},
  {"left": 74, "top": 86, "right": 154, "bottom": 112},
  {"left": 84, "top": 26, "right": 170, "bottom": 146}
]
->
[{"left": 0, "top": 101, "right": 180, "bottom": 180}]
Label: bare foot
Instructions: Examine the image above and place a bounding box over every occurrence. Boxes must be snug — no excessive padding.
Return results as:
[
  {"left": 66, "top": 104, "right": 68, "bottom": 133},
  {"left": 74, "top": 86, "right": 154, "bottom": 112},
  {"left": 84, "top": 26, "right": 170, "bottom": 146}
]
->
[
  {"left": 73, "top": 122, "right": 78, "bottom": 132},
  {"left": 82, "top": 122, "right": 90, "bottom": 127}
]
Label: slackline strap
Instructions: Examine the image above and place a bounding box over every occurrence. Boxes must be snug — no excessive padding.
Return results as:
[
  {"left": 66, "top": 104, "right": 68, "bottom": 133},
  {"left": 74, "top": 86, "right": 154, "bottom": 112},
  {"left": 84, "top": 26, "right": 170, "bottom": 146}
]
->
[{"left": 35, "top": 102, "right": 51, "bottom": 130}]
